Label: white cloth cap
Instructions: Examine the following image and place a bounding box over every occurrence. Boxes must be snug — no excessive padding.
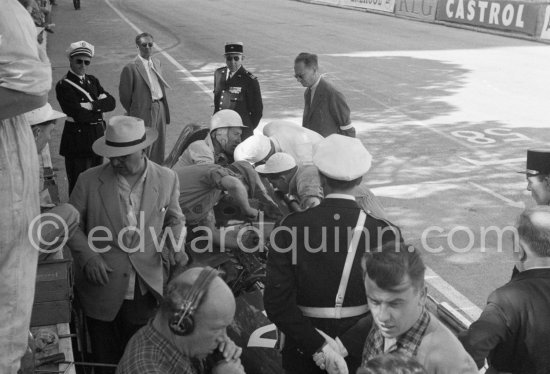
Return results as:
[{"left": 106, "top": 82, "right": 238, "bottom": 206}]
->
[
  {"left": 210, "top": 109, "right": 245, "bottom": 132},
  {"left": 92, "top": 116, "right": 158, "bottom": 158},
  {"left": 234, "top": 134, "right": 271, "bottom": 164},
  {"left": 25, "top": 103, "right": 66, "bottom": 126},
  {"left": 313, "top": 134, "right": 372, "bottom": 181},
  {"left": 67, "top": 40, "right": 94, "bottom": 58},
  {"left": 255, "top": 152, "right": 297, "bottom": 174}
]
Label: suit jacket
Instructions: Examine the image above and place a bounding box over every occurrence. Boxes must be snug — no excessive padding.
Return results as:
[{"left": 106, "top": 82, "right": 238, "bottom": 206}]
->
[
  {"left": 264, "top": 197, "right": 399, "bottom": 372},
  {"left": 119, "top": 56, "right": 170, "bottom": 126},
  {"left": 56, "top": 71, "right": 116, "bottom": 157},
  {"left": 68, "top": 160, "right": 185, "bottom": 321},
  {"left": 459, "top": 268, "right": 550, "bottom": 374},
  {"left": 303, "top": 77, "right": 351, "bottom": 137},
  {"left": 213, "top": 65, "right": 263, "bottom": 137}
]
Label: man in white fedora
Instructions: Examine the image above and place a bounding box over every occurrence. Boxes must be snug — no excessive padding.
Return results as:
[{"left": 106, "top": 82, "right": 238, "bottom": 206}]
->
[{"left": 68, "top": 115, "right": 187, "bottom": 372}]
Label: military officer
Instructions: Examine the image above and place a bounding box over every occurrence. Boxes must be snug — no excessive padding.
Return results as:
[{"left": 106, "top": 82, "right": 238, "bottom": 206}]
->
[
  {"left": 520, "top": 149, "right": 550, "bottom": 206},
  {"left": 56, "top": 40, "right": 116, "bottom": 193},
  {"left": 214, "top": 42, "right": 263, "bottom": 140},
  {"left": 264, "top": 135, "right": 400, "bottom": 374}
]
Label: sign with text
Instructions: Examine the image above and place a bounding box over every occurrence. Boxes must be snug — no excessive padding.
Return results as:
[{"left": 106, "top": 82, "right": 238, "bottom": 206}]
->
[
  {"left": 340, "top": 0, "right": 396, "bottom": 13},
  {"left": 396, "top": 0, "right": 438, "bottom": 20},
  {"left": 312, "top": 0, "right": 341, "bottom": 5},
  {"left": 540, "top": 5, "right": 550, "bottom": 40},
  {"left": 436, "top": 0, "right": 540, "bottom": 36}
]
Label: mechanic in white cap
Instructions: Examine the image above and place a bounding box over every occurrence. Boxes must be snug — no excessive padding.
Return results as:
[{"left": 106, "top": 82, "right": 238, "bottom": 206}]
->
[
  {"left": 177, "top": 109, "right": 246, "bottom": 167},
  {"left": 234, "top": 120, "right": 323, "bottom": 166},
  {"left": 256, "top": 152, "right": 323, "bottom": 211},
  {"left": 265, "top": 134, "right": 400, "bottom": 374},
  {"left": 256, "top": 147, "right": 387, "bottom": 218}
]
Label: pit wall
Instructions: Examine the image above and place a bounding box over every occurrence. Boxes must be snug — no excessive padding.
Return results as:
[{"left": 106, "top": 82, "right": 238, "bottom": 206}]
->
[{"left": 299, "top": 0, "right": 550, "bottom": 43}]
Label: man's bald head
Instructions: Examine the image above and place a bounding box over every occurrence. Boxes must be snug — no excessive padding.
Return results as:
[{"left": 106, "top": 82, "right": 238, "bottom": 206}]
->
[
  {"left": 162, "top": 267, "right": 235, "bottom": 322},
  {"left": 517, "top": 206, "right": 550, "bottom": 258},
  {"left": 159, "top": 267, "right": 236, "bottom": 358}
]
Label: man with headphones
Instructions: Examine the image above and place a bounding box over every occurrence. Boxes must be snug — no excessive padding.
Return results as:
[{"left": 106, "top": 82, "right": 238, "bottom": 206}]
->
[{"left": 117, "top": 266, "right": 245, "bottom": 374}]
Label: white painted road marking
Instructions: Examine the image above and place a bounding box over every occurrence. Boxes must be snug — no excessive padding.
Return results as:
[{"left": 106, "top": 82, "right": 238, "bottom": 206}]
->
[
  {"left": 104, "top": 0, "right": 213, "bottom": 99},
  {"left": 469, "top": 182, "right": 525, "bottom": 209}
]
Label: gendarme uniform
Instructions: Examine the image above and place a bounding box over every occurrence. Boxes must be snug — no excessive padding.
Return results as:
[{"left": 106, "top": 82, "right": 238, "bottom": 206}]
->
[
  {"left": 213, "top": 42, "right": 263, "bottom": 140},
  {"left": 56, "top": 41, "right": 115, "bottom": 193},
  {"left": 264, "top": 135, "right": 400, "bottom": 374}
]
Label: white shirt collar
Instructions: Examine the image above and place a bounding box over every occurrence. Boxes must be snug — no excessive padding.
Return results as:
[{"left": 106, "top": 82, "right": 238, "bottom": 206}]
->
[
  {"left": 70, "top": 69, "right": 85, "bottom": 80},
  {"left": 138, "top": 54, "right": 151, "bottom": 67},
  {"left": 325, "top": 193, "right": 355, "bottom": 201},
  {"left": 311, "top": 75, "right": 322, "bottom": 91}
]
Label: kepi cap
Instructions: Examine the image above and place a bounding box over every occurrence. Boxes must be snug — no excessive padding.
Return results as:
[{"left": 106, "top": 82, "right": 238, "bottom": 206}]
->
[
  {"left": 519, "top": 149, "right": 550, "bottom": 176},
  {"left": 92, "top": 116, "right": 158, "bottom": 158},
  {"left": 313, "top": 134, "right": 372, "bottom": 181},
  {"left": 234, "top": 134, "right": 272, "bottom": 164},
  {"left": 255, "top": 152, "right": 296, "bottom": 175},
  {"left": 66, "top": 40, "right": 94, "bottom": 58},
  {"left": 25, "top": 103, "right": 66, "bottom": 126},
  {"left": 225, "top": 42, "right": 243, "bottom": 55}
]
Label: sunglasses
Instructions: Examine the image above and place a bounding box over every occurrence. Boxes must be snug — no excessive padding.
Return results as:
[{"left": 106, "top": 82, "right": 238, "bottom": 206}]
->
[
  {"left": 140, "top": 42, "right": 154, "bottom": 48},
  {"left": 75, "top": 59, "right": 91, "bottom": 65},
  {"left": 226, "top": 56, "right": 241, "bottom": 62}
]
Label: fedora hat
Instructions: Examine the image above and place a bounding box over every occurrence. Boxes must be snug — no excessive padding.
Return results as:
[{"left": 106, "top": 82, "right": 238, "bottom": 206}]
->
[
  {"left": 92, "top": 116, "right": 158, "bottom": 158},
  {"left": 25, "top": 103, "right": 66, "bottom": 126}
]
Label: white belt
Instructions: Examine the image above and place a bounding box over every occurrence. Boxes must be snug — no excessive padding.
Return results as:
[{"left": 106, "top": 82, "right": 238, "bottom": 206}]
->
[{"left": 298, "top": 305, "right": 368, "bottom": 319}]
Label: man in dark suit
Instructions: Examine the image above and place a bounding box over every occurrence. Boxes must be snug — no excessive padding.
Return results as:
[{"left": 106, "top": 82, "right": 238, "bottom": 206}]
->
[
  {"left": 56, "top": 40, "right": 116, "bottom": 193},
  {"left": 294, "top": 52, "right": 355, "bottom": 138},
  {"left": 68, "top": 116, "right": 187, "bottom": 372},
  {"left": 214, "top": 42, "right": 263, "bottom": 140},
  {"left": 459, "top": 206, "right": 550, "bottom": 374},
  {"left": 119, "top": 32, "right": 171, "bottom": 164},
  {"left": 264, "top": 134, "right": 399, "bottom": 374}
]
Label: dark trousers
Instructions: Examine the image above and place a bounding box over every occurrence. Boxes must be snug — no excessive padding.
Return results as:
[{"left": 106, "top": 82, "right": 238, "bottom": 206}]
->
[
  {"left": 85, "top": 290, "right": 158, "bottom": 374},
  {"left": 65, "top": 156, "right": 102, "bottom": 195}
]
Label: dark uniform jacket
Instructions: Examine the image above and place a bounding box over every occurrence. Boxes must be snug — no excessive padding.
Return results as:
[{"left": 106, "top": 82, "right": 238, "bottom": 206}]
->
[
  {"left": 56, "top": 71, "right": 115, "bottom": 157},
  {"left": 264, "top": 197, "right": 399, "bottom": 373},
  {"left": 303, "top": 77, "right": 352, "bottom": 138},
  {"left": 459, "top": 268, "right": 550, "bottom": 374},
  {"left": 213, "top": 65, "right": 263, "bottom": 139}
]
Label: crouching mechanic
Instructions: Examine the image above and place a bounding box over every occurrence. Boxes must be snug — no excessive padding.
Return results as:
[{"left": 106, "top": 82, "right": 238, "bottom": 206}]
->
[
  {"left": 177, "top": 109, "right": 245, "bottom": 167},
  {"left": 172, "top": 161, "right": 262, "bottom": 251},
  {"left": 117, "top": 266, "right": 245, "bottom": 374},
  {"left": 256, "top": 152, "right": 323, "bottom": 211}
]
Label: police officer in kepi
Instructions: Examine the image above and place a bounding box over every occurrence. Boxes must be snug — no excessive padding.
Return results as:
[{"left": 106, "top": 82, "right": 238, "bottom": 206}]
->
[
  {"left": 214, "top": 42, "right": 263, "bottom": 140},
  {"left": 56, "top": 41, "right": 116, "bottom": 194}
]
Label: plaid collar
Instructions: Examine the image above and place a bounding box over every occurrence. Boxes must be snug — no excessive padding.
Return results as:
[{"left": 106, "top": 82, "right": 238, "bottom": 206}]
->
[{"left": 362, "top": 308, "right": 430, "bottom": 363}]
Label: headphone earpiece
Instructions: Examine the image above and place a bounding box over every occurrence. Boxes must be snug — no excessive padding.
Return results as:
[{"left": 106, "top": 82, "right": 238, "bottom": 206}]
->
[{"left": 168, "top": 267, "right": 218, "bottom": 336}]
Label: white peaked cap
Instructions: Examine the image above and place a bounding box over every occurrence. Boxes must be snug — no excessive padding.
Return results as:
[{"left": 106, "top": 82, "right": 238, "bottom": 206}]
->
[{"left": 313, "top": 134, "right": 372, "bottom": 181}]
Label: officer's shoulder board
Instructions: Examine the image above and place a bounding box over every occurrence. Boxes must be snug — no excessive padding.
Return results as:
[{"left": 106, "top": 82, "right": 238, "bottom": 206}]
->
[{"left": 244, "top": 70, "right": 257, "bottom": 80}]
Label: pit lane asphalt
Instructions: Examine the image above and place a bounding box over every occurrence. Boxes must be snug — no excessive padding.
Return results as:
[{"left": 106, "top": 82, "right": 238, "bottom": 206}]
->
[{"left": 46, "top": 0, "right": 550, "bottom": 322}]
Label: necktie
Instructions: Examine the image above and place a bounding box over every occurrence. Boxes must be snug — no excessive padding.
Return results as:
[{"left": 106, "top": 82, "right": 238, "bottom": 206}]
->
[{"left": 304, "top": 87, "right": 312, "bottom": 117}]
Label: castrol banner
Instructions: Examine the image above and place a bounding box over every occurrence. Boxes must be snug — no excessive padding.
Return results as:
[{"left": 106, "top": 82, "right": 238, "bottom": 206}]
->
[
  {"left": 340, "top": 0, "right": 396, "bottom": 13},
  {"left": 436, "top": 0, "right": 540, "bottom": 36}
]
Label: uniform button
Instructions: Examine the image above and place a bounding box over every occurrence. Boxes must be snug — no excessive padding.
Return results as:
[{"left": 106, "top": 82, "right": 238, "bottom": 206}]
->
[{"left": 334, "top": 214, "right": 340, "bottom": 221}]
